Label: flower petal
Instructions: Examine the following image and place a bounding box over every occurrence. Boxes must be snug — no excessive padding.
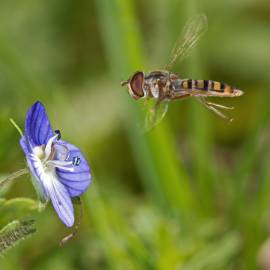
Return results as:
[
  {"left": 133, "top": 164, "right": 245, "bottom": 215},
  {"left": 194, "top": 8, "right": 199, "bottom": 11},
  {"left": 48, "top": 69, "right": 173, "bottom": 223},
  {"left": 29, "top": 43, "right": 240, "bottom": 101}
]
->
[
  {"left": 26, "top": 153, "right": 48, "bottom": 202},
  {"left": 25, "top": 101, "right": 54, "bottom": 147},
  {"left": 20, "top": 131, "right": 48, "bottom": 202},
  {"left": 20, "top": 135, "right": 30, "bottom": 155},
  {"left": 44, "top": 170, "right": 74, "bottom": 227},
  {"left": 25, "top": 145, "right": 74, "bottom": 227},
  {"left": 56, "top": 141, "right": 91, "bottom": 197}
]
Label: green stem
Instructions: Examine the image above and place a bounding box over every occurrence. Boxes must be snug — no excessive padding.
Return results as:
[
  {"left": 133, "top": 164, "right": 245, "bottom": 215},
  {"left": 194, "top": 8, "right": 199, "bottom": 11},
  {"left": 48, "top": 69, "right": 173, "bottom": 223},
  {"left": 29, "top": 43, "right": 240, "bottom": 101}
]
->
[
  {"left": 9, "top": 118, "right": 23, "bottom": 137},
  {"left": 0, "top": 168, "right": 29, "bottom": 189}
]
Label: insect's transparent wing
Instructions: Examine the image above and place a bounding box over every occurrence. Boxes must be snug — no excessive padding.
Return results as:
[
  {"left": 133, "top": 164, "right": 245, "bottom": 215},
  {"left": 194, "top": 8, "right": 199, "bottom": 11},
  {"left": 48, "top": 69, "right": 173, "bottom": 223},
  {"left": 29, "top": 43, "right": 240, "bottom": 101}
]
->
[
  {"left": 143, "top": 99, "right": 169, "bottom": 132},
  {"left": 165, "top": 14, "right": 208, "bottom": 70}
]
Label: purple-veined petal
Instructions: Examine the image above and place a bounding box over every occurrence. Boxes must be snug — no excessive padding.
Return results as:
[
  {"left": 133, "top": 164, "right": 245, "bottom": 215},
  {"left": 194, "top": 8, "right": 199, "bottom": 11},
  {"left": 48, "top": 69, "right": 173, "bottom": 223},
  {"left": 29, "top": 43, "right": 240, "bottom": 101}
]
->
[
  {"left": 56, "top": 141, "right": 91, "bottom": 197},
  {"left": 20, "top": 136, "right": 48, "bottom": 202},
  {"left": 43, "top": 170, "right": 74, "bottom": 227},
  {"left": 24, "top": 153, "right": 48, "bottom": 202},
  {"left": 20, "top": 135, "right": 30, "bottom": 156},
  {"left": 25, "top": 101, "right": 54, "bottom": 147}
]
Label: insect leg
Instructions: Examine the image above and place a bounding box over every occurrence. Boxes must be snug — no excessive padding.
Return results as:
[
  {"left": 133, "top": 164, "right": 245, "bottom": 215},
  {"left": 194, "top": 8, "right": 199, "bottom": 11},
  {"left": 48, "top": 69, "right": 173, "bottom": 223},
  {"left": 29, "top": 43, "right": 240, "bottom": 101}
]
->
[
  {"left": 197, "top": 97, "right": 233, "bottom": 122},
  {"left": 208, "top": 104, "right": 233, "bottom": 122},
  {"left": 204, "top": 101, "right": 234, "bottom": 110}
]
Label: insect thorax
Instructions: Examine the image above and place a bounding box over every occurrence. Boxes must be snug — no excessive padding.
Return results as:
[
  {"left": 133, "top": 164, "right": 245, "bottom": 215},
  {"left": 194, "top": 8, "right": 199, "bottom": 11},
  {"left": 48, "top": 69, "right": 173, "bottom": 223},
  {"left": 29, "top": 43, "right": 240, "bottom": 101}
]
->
[{"left": 144, "top": 71, "right": 179, "bottom": 99}]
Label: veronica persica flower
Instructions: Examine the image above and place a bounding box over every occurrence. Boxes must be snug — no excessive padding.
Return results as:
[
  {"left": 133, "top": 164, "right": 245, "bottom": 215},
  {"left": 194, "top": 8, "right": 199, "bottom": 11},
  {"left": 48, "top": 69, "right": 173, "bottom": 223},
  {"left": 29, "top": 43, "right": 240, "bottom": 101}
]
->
[{"left": 20, "top": 101, "right": 91, "bottom": 227}]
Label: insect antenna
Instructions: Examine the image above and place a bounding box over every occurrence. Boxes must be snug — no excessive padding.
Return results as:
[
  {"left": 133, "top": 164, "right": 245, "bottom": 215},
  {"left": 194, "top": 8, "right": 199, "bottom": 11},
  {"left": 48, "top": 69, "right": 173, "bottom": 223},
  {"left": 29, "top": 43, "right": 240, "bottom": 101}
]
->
[
  {"left": 59, "top": 197, "right": 83, "bottom": 246},
  {"left": 120, "top": 80, "right": 129, "bottom": 86}
]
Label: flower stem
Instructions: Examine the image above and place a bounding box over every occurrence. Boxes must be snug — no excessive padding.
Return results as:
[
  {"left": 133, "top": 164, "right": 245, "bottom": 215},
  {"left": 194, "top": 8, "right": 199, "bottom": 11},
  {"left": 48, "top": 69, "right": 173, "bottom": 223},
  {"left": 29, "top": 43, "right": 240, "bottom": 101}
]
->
[
  {"left": 9, "top": 118, "right": 23, "bottom": 137},
  {"left": 0, "top": 168, "right": 29, "bottom": 189}
]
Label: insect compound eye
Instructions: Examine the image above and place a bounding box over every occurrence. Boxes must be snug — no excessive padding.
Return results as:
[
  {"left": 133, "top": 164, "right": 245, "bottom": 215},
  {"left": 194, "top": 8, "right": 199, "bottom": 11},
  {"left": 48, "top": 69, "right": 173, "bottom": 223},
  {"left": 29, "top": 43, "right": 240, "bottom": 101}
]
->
[{"left": 129, "top": 71, "right": 145, "bottom": 99}]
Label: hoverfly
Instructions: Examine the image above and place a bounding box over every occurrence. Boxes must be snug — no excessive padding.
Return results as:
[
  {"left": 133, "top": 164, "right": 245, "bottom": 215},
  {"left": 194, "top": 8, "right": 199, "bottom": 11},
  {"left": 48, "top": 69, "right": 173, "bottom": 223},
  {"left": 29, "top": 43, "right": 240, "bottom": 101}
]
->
[{"left": 121, "top": 14, "right": 244, "bottom": 131}]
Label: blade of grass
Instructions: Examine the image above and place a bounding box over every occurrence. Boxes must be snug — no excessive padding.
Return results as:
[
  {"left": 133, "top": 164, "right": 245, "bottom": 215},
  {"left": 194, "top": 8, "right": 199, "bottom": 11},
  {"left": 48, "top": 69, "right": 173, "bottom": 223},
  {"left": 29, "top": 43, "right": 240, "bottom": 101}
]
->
[
  {"left": 85, "top": 186, "right": 142, "bottom": 270},
  {"left": 232, "top": 83, "right": 270, "bottom": 224},
  {"left": 183, "top": 0, "right": 216, "bottom": 214},
  {"left": 95, "top": 0, "right": 196, "bottom": 215}
]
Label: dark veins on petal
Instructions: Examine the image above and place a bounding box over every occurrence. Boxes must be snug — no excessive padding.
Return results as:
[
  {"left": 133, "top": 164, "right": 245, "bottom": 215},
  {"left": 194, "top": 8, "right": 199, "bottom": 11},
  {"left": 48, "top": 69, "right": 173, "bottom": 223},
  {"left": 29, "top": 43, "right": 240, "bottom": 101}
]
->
[
  {"left": 56, "top": 141, "right": 91, "bottom": 198},
  {"left": 25, "top": 101, "right": 54, "bottom": 147}
]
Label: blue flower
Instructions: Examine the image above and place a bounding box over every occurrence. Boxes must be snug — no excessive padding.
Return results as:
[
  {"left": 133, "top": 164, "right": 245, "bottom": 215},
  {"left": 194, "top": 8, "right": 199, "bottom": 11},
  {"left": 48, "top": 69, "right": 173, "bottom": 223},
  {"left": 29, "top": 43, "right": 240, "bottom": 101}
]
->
[{"left": 20, "top": 101, "right": 91, "bottom": 227}]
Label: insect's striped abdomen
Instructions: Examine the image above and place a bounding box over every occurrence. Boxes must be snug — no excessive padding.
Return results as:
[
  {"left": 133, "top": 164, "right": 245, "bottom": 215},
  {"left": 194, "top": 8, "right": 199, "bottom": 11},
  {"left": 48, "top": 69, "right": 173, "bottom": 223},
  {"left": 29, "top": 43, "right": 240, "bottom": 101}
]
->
[{"left": 180, "top": 79, "right": 243, "bottom": 97}]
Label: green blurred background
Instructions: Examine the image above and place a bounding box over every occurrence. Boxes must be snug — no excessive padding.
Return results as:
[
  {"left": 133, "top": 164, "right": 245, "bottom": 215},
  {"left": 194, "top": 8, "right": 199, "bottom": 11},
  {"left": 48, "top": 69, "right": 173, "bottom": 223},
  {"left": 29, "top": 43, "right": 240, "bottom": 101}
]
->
[{"left": 0, "top": 0, "right": 270, "bottom": 269}]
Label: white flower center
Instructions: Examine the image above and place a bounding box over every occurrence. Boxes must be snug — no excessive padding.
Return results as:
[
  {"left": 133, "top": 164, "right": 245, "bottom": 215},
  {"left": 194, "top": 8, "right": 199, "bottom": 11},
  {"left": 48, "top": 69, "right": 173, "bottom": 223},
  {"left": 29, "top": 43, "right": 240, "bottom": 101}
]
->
[
  {"left": 33, "top": 146, "right": 46, "bottom": 159},
  {"left": 30, "top": 134, "right": 74, "bottom": 173}
]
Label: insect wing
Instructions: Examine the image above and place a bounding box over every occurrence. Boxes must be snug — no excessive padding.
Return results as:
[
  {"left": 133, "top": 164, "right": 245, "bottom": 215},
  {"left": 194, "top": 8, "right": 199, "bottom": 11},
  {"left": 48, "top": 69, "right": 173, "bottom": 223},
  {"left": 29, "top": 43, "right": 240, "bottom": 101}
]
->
[
  {"left": 144, "top": 99, "right": 169, "bottom": 132},
  {"left": 165, "top": 14, "right": 208, "bottom": 70}
]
